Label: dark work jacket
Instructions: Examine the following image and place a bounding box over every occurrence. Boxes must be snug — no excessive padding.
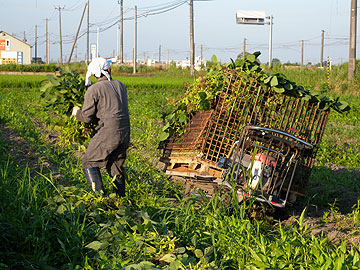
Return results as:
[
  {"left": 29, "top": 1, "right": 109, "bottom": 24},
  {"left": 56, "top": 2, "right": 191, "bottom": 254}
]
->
[
  {"left": 76, "top": 77, "right": 130, "bottom": 129},
  {"left": 76, "top": 77, "right": 130, "bottom": 166}
]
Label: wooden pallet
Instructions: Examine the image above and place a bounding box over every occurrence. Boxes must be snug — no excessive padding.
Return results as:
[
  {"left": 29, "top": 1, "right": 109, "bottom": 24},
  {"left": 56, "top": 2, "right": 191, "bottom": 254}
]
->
[{"left": 162, "top": 155, "right": 223, "bottom": 179}]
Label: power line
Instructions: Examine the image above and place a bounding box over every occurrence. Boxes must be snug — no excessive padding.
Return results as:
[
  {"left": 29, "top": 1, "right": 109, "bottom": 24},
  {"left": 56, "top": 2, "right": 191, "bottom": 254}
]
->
[
  {"left": 63, "top": 0, "right": 87, "bottom": 11},
  {"left": 136, "top": 0, "right": 185, "bottom": 10},
  {"left": 19, "top": 0, "right": 188, "bottom": 56}
]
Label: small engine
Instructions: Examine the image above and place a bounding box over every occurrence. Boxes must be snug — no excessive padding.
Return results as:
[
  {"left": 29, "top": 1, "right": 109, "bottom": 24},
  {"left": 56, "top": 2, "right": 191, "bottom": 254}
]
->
[{"left": 249, "top": 153, "right": 276, "bottom": 190}]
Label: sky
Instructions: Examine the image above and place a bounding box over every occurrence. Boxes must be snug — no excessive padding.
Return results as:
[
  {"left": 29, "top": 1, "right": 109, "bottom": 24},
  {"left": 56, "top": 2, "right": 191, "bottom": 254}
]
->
[{"left": 0, "top": 0, "right": 354, "bottom": 65}]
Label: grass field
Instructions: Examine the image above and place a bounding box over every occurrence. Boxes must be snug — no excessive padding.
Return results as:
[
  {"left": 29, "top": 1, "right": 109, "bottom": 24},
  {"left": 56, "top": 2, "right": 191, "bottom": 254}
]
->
[
  {"left": 0, "top": 68, "right": 359, "bottom": 269},
  {"left": 0, "top": 73, "right": 188, "bottom": 91},
  {"left": 266, "top": 63, "right": 360, "bottom": 95}
]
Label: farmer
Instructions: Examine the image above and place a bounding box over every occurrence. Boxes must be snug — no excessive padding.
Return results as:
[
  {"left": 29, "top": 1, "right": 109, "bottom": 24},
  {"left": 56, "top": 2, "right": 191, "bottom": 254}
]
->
[{"left": 72, "top": 57, "right": 130, "bottom": 197}]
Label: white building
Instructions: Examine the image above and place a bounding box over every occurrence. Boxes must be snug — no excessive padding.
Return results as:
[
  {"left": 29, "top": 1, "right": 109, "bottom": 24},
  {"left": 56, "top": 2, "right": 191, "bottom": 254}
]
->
[
  {"left": 175, "top": 56, "right": 206, "bottom": 70},
  {"left": 0, "top": 31, "right": 31, "bottom": 65}
]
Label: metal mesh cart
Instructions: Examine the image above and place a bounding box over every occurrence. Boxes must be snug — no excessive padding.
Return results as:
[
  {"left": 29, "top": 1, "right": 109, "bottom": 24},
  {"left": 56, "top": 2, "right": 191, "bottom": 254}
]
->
[{"left": 160, "top": 69, "right": 329, "bottom": 206}]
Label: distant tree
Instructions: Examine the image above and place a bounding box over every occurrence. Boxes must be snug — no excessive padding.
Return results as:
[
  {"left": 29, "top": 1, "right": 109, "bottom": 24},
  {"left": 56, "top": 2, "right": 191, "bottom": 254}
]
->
[{"left": 272, "top": 58, "right": 281, "bottom": 65}]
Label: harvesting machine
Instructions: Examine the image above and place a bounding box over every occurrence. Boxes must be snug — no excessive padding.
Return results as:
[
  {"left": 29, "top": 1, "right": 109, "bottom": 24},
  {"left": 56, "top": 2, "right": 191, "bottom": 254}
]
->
[{"left": 159, "top": 69, "right": 329, "bottom": 208}]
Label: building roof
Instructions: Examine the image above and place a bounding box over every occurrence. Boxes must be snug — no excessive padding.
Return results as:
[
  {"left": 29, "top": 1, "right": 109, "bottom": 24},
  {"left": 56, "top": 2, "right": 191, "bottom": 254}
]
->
[{"left": 0, "top": 31, "right": 31, "bottom": 47}]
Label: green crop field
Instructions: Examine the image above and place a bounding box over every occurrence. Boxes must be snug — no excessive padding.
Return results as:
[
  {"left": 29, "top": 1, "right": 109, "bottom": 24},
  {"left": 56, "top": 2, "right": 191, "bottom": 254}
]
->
[
  {"left": 0, "top": 66, "right": 359, "bottom": 269},
  {"left": 0, "top": 73, "right": 188, "bottom": 91}
]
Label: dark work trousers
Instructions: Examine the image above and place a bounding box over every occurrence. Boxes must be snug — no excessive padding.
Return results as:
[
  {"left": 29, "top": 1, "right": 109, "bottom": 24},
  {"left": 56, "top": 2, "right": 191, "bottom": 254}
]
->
[{"left": 82, "top": 123, "right": 130, "bottom": 179}]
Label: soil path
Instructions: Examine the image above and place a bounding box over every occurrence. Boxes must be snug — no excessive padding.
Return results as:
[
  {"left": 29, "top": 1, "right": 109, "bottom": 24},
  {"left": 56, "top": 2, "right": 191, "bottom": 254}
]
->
[{"left": 0, "top": 123, "right": 61, "bottom": 180}]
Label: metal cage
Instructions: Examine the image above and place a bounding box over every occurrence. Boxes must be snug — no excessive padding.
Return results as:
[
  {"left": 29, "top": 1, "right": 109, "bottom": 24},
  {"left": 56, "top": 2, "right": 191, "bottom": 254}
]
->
[
  {"left": 160, "top": 69, "right": 329, "bottom": 203},
  {"left": 220, "top": 126, "right": 314, "bottom": 207}
]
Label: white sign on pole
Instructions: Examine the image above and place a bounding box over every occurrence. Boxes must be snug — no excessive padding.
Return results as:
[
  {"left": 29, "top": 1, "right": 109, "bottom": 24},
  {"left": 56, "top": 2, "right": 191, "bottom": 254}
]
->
[
  {"left": 236, "top": 10, "right": 266, "bottom": 25},
  {"left": 90, "top": 44, "right": 97, "bottom": 60}
]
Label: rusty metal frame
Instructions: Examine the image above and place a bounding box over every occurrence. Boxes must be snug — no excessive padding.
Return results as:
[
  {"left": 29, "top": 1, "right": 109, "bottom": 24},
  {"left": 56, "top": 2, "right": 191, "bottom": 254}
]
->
[{"left": 161, "top": 68, "right": 329, "bottom": 197}]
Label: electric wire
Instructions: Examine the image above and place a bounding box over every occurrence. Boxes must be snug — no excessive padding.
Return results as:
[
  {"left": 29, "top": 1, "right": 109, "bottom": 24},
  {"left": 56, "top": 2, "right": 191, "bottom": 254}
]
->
[
  {"left": 10, "top": 0, "right": 359, "bottom": 63},
  {"left": 63, "top": 0, "right": 87, "bottom": 11}
]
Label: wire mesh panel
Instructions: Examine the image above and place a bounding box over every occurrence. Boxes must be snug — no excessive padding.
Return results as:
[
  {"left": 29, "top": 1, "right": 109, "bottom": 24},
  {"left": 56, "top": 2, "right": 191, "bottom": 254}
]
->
[
  {"left": 201, "top": 69, "right": 329, "bottom": 163},
  {"left": 198, "top": 69, "right": 329, "bottom": 195},
  {"left": 163, "top": 110, "right": 213, "bottom": 157}
]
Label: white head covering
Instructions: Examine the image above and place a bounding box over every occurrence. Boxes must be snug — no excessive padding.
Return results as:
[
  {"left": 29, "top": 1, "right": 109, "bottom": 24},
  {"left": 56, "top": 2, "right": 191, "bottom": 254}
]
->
[{"left": 85, "top": 57, "right": 111, "bottom": 86}]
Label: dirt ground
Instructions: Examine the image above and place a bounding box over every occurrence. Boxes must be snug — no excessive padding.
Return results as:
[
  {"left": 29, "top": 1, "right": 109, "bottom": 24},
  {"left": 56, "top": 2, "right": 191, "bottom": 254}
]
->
[
  {"left": 0, "top": 122, "right": 359, "bottom": 249},
  {"left": 0, "top": 123, "right": 61, "bottom": 180}
]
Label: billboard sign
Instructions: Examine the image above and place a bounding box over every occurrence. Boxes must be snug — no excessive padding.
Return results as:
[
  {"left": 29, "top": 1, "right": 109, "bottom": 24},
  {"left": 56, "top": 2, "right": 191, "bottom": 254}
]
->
[
  {"left": 0, "top": 39, "right": 10, "bottom": 50},
  {"left": 1, "top": 51, "right": 17, "bottom": 58},
  {"left": 0, "top": 40, "right": 6, "bottom": 50},
  {"left": 90, "top": 44, "right": 97, "bottom": 60}
]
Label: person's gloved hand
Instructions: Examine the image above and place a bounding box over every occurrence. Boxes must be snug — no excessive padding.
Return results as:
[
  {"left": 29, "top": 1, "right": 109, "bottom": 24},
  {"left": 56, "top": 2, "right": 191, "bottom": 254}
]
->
[{"left": 72, "top": 106, "right": 80, "bottom": 116}]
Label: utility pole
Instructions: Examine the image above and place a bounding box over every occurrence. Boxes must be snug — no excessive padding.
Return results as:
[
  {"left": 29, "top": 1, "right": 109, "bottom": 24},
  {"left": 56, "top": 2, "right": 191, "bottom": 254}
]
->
[
  {"left": 200, "top": 44, "right": 203, "bottom": 60},
  {"left": 86, "top": 0, "right": 89, "bottom": 65},
  {"left": 159, "top": 45, "right": 161, "bottom": 64},
  {"left": 116, "top": 20, "right": 119, "bottom": 60},
  {"left": 45, "top": 19, "right": 49, "bottom": 64},
  {"left": 34, "top": 25, "right": 37, "bottom": 63},
  {"left": 190, "top": 0, "right": 195, "bottom": 76},
  {"left": 320, "top": 30, "right": 324, "bottom": 68},
  {"left": 48, "top": 35, "right": 50, "bottom": 63},
  {"left": 97, "top": 25, "right": 100, "bottom": 57},
  {"left": 57, "top": 6, "right": 63, "bottom": 65},
  {"left": 75, "top": 43, "right": 77, "bottom": 62},
  {"left": 349, "top": 0, "right": 357, "bottom": 79},
  {"left": 23, "top": 31, "right": 27, "bottom": 43},
  {"left": 268, "top": 15, "right": 273, "bottom": 68},
  {"left": 68, "top": 2, "right": 87, "bottom": 64},
  {"left": 133, "top": 5, "right": 137, "bottom": 74},
  {"left": 119, "top": 0, "right": 124, "bottom": 63},
  {"left": 301, "top": 40, "right": 304, "bottom": 66},
  {"left": 243, "top": 38, "right": 246, "bottom": 59}
]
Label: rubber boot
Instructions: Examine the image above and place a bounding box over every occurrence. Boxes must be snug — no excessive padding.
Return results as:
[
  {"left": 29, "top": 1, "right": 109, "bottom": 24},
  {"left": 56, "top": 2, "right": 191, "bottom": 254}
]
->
[
  {"left": 83, "top": 167, "right": 104, "bottom": 193},
  {"left": 112, "top": 174, "right": 125, "bottom": 197}
]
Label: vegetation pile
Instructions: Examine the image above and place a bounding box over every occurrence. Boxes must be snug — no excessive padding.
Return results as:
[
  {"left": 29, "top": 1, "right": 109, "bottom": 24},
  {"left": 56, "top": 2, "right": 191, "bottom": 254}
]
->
[
  {"left": 39, "top": 67, "right": 96, "bottom": 146},
  {"left": 38, "top": 67, "right": 188, "bottom": 147},
  {"left": 160, "top": 52, "right": 350, "bottom": 141}
]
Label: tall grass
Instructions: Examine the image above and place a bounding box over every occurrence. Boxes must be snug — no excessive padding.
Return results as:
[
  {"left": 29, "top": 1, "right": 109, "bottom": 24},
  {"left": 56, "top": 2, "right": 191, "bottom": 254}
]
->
[
  {"left": 0, "top": 77, "right": 360, "bottom": 268},
  {"left": 315, "top": 94, "right": 360, "bottom": 170},
  {"left": 114, "top": 75, "right": 189, "bottom": 90},
  {"left": 1, "top": 147, "right": 359, "bottom": 269},
  {"left": 266, "top": 62, "right": 360, "bottom": 95}
]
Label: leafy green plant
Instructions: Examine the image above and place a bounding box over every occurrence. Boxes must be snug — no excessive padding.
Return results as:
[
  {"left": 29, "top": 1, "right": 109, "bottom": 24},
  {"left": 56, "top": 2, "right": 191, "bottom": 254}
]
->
[
  {"left": 58, "top": 117, "right": 96, "bottom": 147},
  {"left": 160, "top": 52, "right": 351, "bottom": 141},
  {"left": 39, "top": 67, "right": 98, "bottom": 145},
  {"left": 263, "top": 73, "right": 350, "bottom": 113},
  {"left": 40, "top": 66, "right": 87, "bottom": 116}
]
